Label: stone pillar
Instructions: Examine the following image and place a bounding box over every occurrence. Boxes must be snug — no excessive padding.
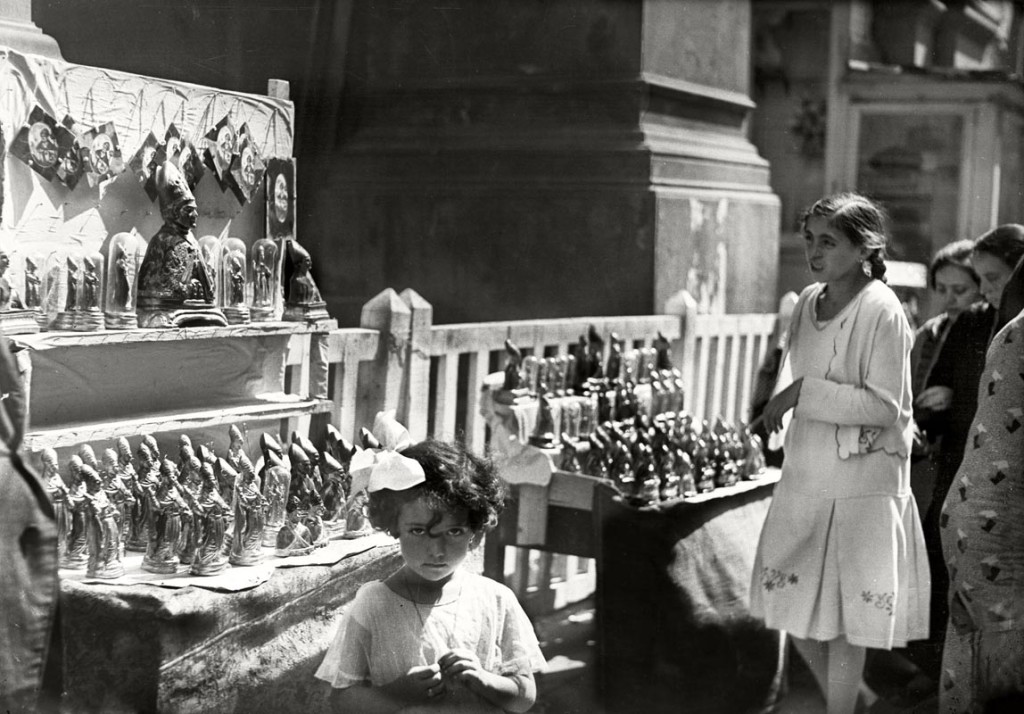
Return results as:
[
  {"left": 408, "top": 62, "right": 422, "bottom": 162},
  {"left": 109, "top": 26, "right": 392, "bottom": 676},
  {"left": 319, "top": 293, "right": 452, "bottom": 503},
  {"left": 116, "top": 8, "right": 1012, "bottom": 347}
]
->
[
  {"left": 0, "top": 0, "right": 62, "bottom": 58},
  {"left": 314, "top": 0, "right": 778, "bottom": 323}
]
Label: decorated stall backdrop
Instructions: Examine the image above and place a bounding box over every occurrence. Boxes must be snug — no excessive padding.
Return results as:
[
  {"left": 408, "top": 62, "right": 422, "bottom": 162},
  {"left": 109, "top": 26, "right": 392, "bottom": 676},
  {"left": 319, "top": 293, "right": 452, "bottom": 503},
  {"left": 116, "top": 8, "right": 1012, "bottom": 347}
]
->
[{"left": 0, "top": 48, "right": 294, "bottom": 308}]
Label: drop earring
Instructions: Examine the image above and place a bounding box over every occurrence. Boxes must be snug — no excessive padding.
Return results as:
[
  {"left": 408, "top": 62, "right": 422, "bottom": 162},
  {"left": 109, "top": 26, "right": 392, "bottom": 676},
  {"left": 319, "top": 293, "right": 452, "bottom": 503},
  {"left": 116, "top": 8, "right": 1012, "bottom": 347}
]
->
[{"left": 862, "top": 258, "right": 872, "bottom": 277}]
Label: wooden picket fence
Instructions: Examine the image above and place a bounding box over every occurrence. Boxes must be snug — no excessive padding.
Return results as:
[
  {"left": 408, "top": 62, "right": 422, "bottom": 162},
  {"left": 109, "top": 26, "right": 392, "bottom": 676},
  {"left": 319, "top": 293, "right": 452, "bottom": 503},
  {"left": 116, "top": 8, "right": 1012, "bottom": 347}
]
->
[{"left": 310, "top": 287, "right": 795, "bottom": 611}]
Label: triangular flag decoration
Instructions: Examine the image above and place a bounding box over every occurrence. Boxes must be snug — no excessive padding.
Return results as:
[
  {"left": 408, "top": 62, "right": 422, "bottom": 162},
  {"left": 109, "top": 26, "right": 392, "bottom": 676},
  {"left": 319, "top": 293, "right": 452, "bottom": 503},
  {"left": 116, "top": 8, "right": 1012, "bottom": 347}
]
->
[
  {"left": 129, "top": 131, "right": 160, "bottom": 191},
  {"left": 54, "top": 116, "right": 85, "bottom": 190},
  {"left": 227, "top": 124, "right": 265, "bottom": 204},
  {"left": 82, "top": 122, "right": 125, "bottom": 187},
  {"left": 265, "top": 157, "right": 295, "bottom": 239},
  {"left": 10, "top": 106, "right": 61, "bottom": 182},
  {"left": 176, "top": 137, "right": 206, "bottom": 191},
  {"left": 204, "top": 115, "right": 237, "bottom": 189},
  {"left": 147, "top": 124, "right": 183, "bottom": 199}
]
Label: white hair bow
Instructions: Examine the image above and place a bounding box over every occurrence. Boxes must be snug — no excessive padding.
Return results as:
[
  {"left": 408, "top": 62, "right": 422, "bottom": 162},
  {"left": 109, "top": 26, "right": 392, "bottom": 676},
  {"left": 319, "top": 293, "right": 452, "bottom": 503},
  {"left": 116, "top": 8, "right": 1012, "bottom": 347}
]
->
[{"left": 349, "top": 411, "right": 425, "bottom": 494}]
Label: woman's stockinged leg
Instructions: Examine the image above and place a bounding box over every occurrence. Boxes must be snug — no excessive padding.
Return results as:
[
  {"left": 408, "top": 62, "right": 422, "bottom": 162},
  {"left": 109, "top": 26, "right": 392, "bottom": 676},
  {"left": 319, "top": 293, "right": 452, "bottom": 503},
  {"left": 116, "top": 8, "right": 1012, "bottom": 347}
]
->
[
  {"left": 826, "top": 637, "right": 868, "bottom": 714},
  {"left": 790, "top": 636, "right": 829, "bottom": 699}
]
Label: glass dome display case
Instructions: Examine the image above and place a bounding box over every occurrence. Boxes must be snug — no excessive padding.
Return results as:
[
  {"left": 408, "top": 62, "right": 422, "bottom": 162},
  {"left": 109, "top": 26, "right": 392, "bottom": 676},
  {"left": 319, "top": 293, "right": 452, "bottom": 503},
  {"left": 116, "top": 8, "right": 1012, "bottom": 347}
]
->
[
  {"left": 198, "top": 235, "right": 222, "bottom": 306},
  {"left": 74, "top": 249, "right": 105, "bottom": 331},
  {"left": 104, "top": 231, "right": 144, "bottom": 329},
  {"left": 250, "top": 237, "right": 279, "bottom": 322},
  {"left": 218, "top": 236, "right": 250, "bottom": 324}
]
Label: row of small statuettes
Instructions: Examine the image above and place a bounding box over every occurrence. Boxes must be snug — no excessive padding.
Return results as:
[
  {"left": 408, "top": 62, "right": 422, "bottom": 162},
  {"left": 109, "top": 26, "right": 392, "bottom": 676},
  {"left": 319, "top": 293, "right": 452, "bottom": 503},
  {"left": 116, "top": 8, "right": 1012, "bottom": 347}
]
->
[
  {"left": 45, "top": 424, "right": 372, "bottom": 580},
  {"left": 558, "top": 412, "right": 770, "bottom": 508},
  {"left": 3, "top": 231, "right": 287, "bottom": 331}
]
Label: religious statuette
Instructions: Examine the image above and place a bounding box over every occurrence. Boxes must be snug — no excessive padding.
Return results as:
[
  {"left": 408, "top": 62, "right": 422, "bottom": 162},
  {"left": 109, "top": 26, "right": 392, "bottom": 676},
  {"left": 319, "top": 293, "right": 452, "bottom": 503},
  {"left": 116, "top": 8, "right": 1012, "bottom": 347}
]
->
[
  {"left": 42, "top": 448, "right": 70, "bottom": 565},
  {"left": 229, "top": 459, "right": 267, "bottom": 566},
  {"left": 187, "top": 462, "right": 230, "bottom": 575},
  {"left": 141, "top": 458, "right": 189, "bottom": 574},
  {"left": 259, "top": 434, "right": 292, "bottom": 547},
  {"left": 60, "top": 455, "right": 89, "bottom": 570},
  {"left": 0, "top": 248, "right": 39, "bottom": 334},
  {"left": 126, "top": 441, "right": 158, "bottom": 551},
  {"left": 250, "top": 238, "right": 278, "bottom": 322},
  {"left": 287, "top": 442, "right": 328, "bottom": 548},
  {"left": 136, "top": 161, "right": 227, "bottom": 327},
  {"left": 104, "top": 231, "right": 143, "bottom": 329},
  {"left": 275, "top": 497, "right": 316, "bottom": 557},
  {"left": 320, "top": 451, "right": 348, "bottom": 539},
  {"left": 528, "top": 393, "right": 559, "bottom": 449},
  {"left": 282, "top": 240, "right": 329, "bottom": 323},
  {"left": 72, "top": 252, "right": 105, "bottom": 331},
  {"left": 100, "top": 447, "right": 134, "bottom": 556},
  {"left": 198, "top": 235, "right": 221, "bottom": 306},
  {"left": 81, "top": 464, "right": 125, "bottom": 579},
  {"left": 219, "top": 237, "right": 250, "bottom": 324},
  {"left": 24, "top": 254, "right": 47, "bottom": 330}
]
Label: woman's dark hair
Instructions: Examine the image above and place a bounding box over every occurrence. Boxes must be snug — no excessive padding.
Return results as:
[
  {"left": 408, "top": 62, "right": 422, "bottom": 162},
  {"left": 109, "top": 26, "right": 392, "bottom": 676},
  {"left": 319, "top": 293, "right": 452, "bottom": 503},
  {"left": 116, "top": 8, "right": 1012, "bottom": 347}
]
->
[
  {"left": 367, "top": 439, "right": 506, "bottom": 538},
  {"left": 928, "top": 238, "right": 979, "bottom": 289},
  {"left": 972, "top": 223, "right": 1024, "bottom": 271},
  {"left": 801, "top": 192, "right": 890, "bottom": 282}
]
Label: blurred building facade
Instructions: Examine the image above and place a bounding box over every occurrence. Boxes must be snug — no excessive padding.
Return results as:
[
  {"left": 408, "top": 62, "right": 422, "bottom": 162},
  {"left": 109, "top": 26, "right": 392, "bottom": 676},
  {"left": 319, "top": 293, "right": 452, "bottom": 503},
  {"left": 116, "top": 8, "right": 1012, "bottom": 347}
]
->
[{"left": 752, "top": 0, "right": 1024, "bottom": 321}]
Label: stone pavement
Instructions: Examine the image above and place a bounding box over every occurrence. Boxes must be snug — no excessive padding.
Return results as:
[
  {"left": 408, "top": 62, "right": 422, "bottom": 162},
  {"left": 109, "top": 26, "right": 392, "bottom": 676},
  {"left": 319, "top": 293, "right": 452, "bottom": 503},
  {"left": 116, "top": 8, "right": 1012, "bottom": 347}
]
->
[{"left": 530, "top": 598, "right": 939, "bottom": 714}]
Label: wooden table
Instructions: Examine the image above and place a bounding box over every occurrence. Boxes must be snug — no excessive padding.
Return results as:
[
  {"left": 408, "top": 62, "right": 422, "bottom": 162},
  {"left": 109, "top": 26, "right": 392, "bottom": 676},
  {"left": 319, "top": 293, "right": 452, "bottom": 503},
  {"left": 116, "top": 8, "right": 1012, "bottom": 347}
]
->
[
  {"left": 484, "top": 469, "right": 786, "bottom": 713},
  {"left": 58, "top": 541, "right": 402, "bottom": 713}
]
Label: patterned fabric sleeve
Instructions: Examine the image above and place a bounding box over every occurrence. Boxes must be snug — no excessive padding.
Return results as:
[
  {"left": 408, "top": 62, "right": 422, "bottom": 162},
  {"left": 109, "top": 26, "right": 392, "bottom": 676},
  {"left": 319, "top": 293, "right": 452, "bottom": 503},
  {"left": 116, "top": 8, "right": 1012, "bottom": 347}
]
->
[{"left": 942, "top": 317, "right": 1024, "bottom": 634}]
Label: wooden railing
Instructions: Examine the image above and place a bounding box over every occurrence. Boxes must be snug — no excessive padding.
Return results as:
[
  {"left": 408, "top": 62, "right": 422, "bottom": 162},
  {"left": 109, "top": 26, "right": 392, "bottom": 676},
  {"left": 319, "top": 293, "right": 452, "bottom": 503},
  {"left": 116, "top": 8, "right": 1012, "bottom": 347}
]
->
[
  {"left": 317, "top": 288, "right": 795, "bottom": 447},
  {"left": 311, "top": 287, "right": 794, "bottom": 612}
]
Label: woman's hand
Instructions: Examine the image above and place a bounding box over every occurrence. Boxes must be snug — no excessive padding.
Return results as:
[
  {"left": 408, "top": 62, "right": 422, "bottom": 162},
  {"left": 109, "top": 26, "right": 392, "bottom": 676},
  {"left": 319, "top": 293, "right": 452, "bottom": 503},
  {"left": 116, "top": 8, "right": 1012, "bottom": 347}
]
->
[
  {"left": 914, "top": 385, "right": 953, "bottom": 412},
  {"left": 762, "top": 378, "right": 803, "bottom": 434}
]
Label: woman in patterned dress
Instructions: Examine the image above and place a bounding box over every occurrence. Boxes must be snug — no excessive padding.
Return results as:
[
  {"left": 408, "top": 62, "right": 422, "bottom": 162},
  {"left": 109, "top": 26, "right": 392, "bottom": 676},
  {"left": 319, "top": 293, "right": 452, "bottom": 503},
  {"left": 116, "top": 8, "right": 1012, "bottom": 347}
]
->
[{"left": 938, "top": 255, "right": 1024, "bottom": 712}]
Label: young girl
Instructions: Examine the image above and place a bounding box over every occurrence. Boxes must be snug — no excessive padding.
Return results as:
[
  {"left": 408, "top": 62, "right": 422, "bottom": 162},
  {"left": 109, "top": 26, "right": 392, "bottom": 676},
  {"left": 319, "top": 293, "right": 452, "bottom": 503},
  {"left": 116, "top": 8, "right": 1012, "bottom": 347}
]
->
[
  {"left": 315, "top": 431, "right": 546, "bottom": 713},
  {"left": 752, "top": 193, "right": 930, "bottom": 714}
]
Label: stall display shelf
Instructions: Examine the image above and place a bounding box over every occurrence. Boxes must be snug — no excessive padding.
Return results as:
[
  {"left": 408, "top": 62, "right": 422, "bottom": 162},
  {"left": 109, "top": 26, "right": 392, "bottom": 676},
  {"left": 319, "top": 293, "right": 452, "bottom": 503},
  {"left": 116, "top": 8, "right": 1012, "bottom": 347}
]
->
[
  {"left": 13, "top": 320, "right": 337, "bottom": 350},
  {"left": 19, "top": 318, "right": 336, "bottom": 460},
  {"left": 22, "top": 394, "right": 333, "bottom": 451}
]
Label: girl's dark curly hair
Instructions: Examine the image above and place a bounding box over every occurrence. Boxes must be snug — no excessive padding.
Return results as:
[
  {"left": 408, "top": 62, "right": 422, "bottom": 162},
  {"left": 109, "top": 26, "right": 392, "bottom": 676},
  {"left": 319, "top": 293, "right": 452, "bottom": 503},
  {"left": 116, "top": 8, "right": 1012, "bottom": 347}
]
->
[{"left": 367, "top": 439, "right": 507, "bottom": 539}]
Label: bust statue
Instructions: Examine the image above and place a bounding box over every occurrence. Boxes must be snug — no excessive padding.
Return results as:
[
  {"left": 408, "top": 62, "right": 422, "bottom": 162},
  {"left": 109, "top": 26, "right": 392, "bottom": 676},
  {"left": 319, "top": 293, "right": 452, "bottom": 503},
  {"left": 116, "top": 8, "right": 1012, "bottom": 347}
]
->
[
  {"left": 136, "top": 161, "right": 227, "bottom": 327},
  {"left": 282, "top": 240, "right": 329, "bottom": 322}
]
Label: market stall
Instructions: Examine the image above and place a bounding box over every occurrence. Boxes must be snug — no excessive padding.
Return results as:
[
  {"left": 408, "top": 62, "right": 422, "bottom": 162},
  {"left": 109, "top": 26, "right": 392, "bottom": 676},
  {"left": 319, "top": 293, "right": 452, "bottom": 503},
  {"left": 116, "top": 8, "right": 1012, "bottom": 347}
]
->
[
  {"left": 0, "top": 47, "right": 400, "bottom": 712},
  {"left": 480, "top": 331, "right": 786, "bottom": 713}
]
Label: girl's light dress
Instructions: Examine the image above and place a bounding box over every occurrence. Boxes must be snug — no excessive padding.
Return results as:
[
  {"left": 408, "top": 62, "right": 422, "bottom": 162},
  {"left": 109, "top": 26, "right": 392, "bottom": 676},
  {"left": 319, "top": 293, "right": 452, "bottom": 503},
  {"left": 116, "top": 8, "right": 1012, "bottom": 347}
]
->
[
  {"left": 750, "top": 281, "right": 930, "bottom": 649},
  {"left": 315, "top": 572, "right": 546, "bottom": 710}
]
